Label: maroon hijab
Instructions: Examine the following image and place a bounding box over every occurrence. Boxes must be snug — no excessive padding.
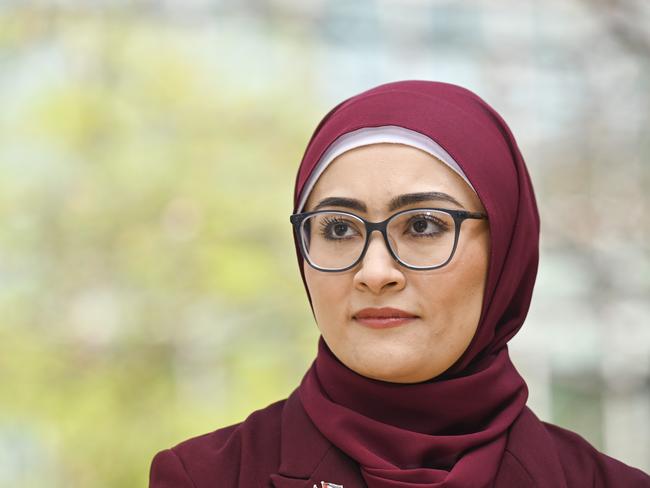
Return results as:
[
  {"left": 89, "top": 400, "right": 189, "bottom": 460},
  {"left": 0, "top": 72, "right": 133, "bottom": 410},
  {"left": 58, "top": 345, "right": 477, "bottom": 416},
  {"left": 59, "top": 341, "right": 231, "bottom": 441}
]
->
[
  {"left": 292, "top": 80, "right": 537, "bottom": 488},
  {"left": 289, "top": 81, "right": 647, "bottom": 487}
]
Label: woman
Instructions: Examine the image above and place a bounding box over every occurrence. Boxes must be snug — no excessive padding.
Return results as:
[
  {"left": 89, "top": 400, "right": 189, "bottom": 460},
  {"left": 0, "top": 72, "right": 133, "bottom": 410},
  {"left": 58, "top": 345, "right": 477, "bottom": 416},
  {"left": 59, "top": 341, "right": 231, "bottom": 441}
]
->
[{"left": 149, "top": 80, "right": 650, "bottom": 487}]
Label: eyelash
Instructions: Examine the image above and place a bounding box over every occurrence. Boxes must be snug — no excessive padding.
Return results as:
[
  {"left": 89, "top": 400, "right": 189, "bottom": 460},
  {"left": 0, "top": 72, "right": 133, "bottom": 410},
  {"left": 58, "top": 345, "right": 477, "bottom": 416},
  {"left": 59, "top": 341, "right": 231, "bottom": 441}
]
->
[
  {"left": 319, "top": 217, "right": 358, "bottom": 240},
  {"left": 407, "top": 214, "right": 450, "bottom": 238}
]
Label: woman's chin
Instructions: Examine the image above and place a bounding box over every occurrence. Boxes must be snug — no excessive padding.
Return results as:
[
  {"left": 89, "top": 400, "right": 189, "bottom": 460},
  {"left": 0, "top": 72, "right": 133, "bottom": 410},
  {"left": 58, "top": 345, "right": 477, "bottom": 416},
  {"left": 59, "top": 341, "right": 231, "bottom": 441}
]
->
[{"left": 343, "top": 348, "right": 432, "bottom": 383}]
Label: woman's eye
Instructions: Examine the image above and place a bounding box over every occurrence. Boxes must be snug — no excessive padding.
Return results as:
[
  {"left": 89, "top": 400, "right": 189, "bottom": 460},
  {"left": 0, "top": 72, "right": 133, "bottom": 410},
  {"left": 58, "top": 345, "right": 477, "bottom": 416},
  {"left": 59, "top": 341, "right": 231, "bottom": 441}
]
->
[
  {"left": 319, "top": 218, "right": 360, "bottom": 240},
  {"left": 407, "top": 216, "right": 448, "bottom": 237},
  {"left": 330, "top": 222, "right": 350, "bottom": 237}
]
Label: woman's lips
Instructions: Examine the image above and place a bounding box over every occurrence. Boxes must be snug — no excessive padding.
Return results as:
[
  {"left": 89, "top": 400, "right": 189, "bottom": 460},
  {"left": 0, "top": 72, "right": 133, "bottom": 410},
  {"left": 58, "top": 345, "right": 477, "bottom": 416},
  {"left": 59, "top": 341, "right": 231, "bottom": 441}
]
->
[
  {"left": 352, "top": 307, "right": 419, "bottom": 329},
  {"left": 353, "top": 316, "right": 417, "bottom": 329}
]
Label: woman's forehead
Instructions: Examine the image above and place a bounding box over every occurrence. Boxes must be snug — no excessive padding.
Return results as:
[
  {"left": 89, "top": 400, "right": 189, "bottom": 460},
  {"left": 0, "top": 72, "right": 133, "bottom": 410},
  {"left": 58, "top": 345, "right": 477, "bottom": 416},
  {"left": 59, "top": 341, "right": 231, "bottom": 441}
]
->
[{"left": 305, "top": 144, "right": 481, "bottom": 212}]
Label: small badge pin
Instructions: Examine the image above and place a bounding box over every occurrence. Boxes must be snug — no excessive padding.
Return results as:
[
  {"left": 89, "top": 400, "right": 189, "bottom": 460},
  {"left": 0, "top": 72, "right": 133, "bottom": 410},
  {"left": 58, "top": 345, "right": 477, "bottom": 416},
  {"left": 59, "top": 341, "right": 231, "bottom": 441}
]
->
[{"left": 313, "top": 482, "right": 343, "bottom": 488}]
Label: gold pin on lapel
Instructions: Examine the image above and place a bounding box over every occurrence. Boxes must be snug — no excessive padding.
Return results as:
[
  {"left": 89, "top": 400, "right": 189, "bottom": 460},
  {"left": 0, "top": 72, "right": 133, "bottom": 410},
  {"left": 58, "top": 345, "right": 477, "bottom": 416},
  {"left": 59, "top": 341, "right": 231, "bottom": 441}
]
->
[{"left": 313, "top": 482, "right": 343, "bottom": 488}]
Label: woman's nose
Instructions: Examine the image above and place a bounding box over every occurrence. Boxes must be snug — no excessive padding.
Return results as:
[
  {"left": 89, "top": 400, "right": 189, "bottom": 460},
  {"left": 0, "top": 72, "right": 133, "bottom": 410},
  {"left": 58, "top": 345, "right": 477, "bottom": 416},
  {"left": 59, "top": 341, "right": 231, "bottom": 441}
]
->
[{"left": 353, "top": 232, "right": 406, "bottom": 294}]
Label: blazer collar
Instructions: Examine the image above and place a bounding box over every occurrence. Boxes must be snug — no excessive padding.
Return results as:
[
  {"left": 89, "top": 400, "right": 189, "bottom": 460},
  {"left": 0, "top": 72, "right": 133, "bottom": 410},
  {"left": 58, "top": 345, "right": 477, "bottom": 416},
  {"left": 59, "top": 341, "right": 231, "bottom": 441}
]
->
[{"left": 269, "top": 388, "right": 366, "bottom": 488}]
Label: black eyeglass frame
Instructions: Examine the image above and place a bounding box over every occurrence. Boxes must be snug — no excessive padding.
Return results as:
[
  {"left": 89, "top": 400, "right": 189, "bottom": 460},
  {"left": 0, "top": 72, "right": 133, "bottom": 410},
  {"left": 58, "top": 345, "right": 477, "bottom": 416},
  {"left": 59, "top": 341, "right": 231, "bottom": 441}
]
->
[{"left": 289, "top": 207, "right": 488, "bottom": 272}]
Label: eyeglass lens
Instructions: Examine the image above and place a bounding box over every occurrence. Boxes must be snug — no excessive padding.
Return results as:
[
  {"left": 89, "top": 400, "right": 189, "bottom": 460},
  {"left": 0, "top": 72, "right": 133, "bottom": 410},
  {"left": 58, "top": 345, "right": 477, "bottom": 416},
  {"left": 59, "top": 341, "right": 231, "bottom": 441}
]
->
[{"left": 300, "top": 210, "right": 456, "bottom": 270}]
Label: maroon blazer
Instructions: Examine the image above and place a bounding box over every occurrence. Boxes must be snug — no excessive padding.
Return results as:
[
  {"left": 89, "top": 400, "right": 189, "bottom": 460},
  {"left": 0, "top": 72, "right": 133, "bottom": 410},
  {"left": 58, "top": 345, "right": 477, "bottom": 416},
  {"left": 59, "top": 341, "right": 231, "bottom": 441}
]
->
[{"left": 149, "top": 388, "right": 650, "bottom": 488}]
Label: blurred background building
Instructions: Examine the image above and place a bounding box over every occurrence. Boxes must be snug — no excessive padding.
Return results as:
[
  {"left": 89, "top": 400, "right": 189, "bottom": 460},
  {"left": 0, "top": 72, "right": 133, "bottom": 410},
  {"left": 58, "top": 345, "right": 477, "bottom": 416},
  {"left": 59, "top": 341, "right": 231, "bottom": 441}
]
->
[{"left": 0, "top": 0, "right": 648, "bottom": 486}]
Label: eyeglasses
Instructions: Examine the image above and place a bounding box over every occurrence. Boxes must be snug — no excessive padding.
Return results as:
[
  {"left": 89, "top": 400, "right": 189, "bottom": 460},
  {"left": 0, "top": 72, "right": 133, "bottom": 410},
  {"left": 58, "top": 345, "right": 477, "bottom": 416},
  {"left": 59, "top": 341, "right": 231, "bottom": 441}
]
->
[{"left": 290, "top": 207, "right": 488, "bottom": 272}]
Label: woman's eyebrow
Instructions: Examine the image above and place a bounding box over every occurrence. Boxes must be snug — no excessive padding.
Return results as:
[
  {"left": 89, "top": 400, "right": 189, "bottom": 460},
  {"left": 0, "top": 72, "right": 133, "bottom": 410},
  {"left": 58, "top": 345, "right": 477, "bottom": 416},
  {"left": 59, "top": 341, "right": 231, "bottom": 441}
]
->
[
  {"left": 388, "top": 191, "right": 465, "bottom": 211},
  {"left": 312, "top": 191, "right": 465, "bottom": 212},
  {"left": 313, "top": 196, "right": 367, "bottom": 212}
]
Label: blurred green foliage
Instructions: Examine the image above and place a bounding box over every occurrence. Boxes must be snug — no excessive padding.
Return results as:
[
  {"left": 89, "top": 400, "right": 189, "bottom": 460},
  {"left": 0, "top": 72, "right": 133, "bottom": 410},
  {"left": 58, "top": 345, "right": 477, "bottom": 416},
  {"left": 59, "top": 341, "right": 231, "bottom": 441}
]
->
[{"left": 0, "top": 10, "right": 321, "bottom": 487}]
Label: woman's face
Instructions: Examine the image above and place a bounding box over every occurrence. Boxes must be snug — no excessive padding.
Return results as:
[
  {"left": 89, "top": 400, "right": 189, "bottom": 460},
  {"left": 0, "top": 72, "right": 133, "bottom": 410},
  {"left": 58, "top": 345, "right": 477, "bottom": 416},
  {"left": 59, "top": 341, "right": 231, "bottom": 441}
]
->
[{"left": 303, "top": 143, "right": 490, "bottom": 383}]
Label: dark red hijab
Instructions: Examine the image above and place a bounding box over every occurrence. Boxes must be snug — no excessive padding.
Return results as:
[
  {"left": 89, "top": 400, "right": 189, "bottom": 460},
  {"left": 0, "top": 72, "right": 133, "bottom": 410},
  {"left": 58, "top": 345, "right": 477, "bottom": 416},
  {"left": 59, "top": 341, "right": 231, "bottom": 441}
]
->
[
  {"left": 291, "top": 80, "right": 537, "bottom": 487},
  {"left": 290, "top": 81, "right": 649, "bottom": 488}
]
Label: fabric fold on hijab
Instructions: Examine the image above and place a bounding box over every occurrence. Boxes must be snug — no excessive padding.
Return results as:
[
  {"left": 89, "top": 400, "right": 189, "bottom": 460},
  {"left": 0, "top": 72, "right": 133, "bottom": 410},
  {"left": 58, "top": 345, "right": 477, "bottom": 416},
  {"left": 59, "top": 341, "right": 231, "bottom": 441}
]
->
[
  {"left": 299, "top": 338, "right": 528, "bottom": 487},
  {"left": 293, "top": 80, "right": 540, "bottom": 487}
]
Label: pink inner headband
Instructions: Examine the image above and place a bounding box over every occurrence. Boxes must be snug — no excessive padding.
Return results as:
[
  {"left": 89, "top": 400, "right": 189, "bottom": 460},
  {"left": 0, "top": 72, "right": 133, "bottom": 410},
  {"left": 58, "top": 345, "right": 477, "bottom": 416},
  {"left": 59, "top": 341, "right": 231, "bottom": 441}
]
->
[{"left": 295, "top": 125, "right": 476, "bottom": 213}]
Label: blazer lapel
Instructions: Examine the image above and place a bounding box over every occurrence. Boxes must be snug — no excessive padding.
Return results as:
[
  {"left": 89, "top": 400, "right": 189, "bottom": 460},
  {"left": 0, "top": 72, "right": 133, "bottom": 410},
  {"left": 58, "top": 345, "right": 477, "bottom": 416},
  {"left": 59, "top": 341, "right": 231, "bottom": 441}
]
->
[{"left": 269, "top": 389, "right": 366, "bottom": 488}]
